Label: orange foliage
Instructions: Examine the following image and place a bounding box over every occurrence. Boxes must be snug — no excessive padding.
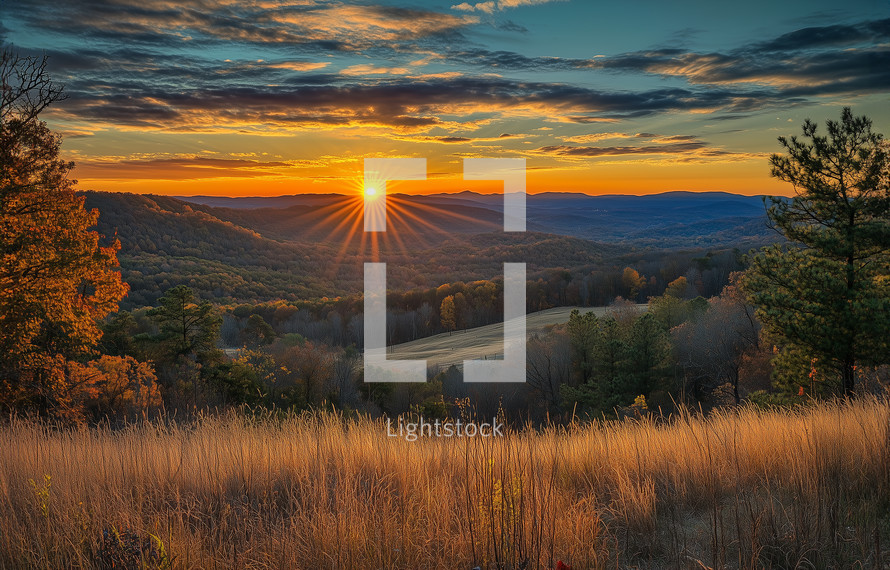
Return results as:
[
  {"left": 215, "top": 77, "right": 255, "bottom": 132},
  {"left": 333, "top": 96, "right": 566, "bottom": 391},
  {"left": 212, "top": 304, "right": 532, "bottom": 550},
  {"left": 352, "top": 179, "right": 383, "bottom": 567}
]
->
[
  {"left": 67, "top": 356, "right": 161, "bottom": 420},
  {"left": 0, "top": 51, "right": 129, "bottom": 413}
]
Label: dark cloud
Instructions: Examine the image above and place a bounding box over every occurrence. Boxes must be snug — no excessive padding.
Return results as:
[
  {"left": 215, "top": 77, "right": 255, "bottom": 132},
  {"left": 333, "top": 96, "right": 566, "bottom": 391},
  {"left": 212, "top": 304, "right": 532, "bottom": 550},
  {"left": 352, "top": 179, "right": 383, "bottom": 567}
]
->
[
  {"left": 755, "top": 19, "right": 890, "bottom": 51},
  {"left": 450, "top": 48, "right": 596, "bottom": 70},
  {"left": 119, "top": 157, "right": 291, "bottom": 168},
  {"left": 3, "top": 0, "right": 474, "bottom": 53},
  {"left": 50, "top": 74, "right": 797, "bottom": 131},
  {"left": 536, "top": 141, "right": 708, "bottom": 157},
  {"left": 5, "top": 2, "right": 886, "bottom": 134},
  {"left": 447, "top": 18, "right": 889, "bottom": 105},
  {"left": 77, "top": 156, "right": 296, "bottom": 179},
  {"left": 663, "top": 27, "right": 703, "bottom": 46},
  {"left": 496, "top": 20, "right": 529, "bottom": 33}
]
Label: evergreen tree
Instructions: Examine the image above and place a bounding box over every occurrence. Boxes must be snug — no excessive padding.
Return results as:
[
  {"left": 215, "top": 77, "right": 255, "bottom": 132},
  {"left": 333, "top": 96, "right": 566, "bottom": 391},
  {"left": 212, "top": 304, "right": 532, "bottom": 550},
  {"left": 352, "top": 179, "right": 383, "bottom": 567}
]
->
[
  {"left": 743, "top": 108, "right": 890, "bottom": 395},
  {"left": 562, "top": 314, "right": 633, "bottom": 415},
  {"left": 626, "top": 313, "right": 672, "bottom": 397},
  {"left": 148, "top": 285, "right": 221, "bottom": 362},
  {"left": 241, "top": 314, "right": 275, "bottom": 347},
  {"left": 565, "top": 309, "right": 597, "bottom": 385}
]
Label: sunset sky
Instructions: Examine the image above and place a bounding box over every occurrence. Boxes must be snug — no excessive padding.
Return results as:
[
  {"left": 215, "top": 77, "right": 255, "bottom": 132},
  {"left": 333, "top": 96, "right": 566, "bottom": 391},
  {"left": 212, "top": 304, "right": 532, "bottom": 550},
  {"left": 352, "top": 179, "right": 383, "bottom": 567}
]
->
[{"left": 3, "top": 0, "right": 889, "bottom": 196}]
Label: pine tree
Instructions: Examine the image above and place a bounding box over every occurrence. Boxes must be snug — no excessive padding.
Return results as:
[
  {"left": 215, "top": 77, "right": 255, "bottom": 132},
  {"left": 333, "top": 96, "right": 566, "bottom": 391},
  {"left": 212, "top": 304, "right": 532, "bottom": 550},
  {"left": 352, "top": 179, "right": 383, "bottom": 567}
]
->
[
  {"left": 148, "top": 285, "right": 221, "bottom": 362},
  {"left": 626, "top": 313, "right": 672, "bottom": 397},
  {"left": 0, "top": 49, "right": 128, "bottom": 413},
  {"left": 565, "top": 309, "right": 597, "bottom": 385},
  {"left": 743, "top": 108, "right": 890, "bottom": 396}
]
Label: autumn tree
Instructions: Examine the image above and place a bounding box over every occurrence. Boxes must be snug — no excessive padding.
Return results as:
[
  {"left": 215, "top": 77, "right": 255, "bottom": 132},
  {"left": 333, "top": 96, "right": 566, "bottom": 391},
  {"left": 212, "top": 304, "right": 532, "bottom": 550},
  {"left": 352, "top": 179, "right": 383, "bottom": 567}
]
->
[
  {"left": 664, "top": 276, "right": 691, "bottom": 299},
  {"left": 743, "top": 108, "right": 890, "bottom": 396},
  {"left": 621, "top": 267, "right": 646, "bottom": 302},
  {"left": 67, "top": 355, "right": 161, "bottom": 421},
  {"left": 0, "top": 49, "right": 128, "bottom": 413},
  {"left": 440, "top": 295, "right": 457, "bottom": 334}
]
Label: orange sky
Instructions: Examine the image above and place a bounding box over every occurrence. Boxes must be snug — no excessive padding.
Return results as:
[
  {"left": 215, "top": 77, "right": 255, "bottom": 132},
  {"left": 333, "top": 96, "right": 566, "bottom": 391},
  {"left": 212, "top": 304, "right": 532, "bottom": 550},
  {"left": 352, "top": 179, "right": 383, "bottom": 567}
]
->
[{"left": 71, "top": 151, "right": 792, "bottom": 197}]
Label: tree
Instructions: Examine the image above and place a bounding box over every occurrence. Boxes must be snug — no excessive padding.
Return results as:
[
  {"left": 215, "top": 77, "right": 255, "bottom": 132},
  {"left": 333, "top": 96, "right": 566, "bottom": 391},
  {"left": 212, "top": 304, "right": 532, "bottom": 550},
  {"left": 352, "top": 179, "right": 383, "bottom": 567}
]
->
[
  {"left": 562, "top": 314, "right": 632, "bottom": 415},
  {"left": 743, "top": 108, "right": 890, "bottom": 396},
  {"left": 625, "top": 312, "right": 672, "bottom": 398},
  {"left": 566, "top": 309, "right": 597, "bottom": 385},
  {"left": 664, "top": 276, "right": 690, "bottom": 299},
  {"left": 148, "top": 285, "right": 221, "bottom": 362},
  {"left": 99, "top": 312, "right": 138, "bottom": 357},
  {"left": 673, "top": 274, "right": 760, "bottom": 404},
  {"left": 67, "top": 355, "right": 161, "bottom": 421},
  {"left": 649, "top": 292, "right": 707, "bottom": 330},
  {"left": 241, "top": 313, "right": 275, "bottom": 347},
  {"left": 274, "top": 341, "right": 334, "bottom": 408},
  {"left": 621, "top": 267, "right": 646, "bottom": 302},
  {"left": 0, "top": 49, "right": 128, "bottom": 413},
  {"left": 440, "top": 295, "right": 456, "bottom": 334},
  {"left": 526, "top": 331, "right": 571, "bottom": 409}
]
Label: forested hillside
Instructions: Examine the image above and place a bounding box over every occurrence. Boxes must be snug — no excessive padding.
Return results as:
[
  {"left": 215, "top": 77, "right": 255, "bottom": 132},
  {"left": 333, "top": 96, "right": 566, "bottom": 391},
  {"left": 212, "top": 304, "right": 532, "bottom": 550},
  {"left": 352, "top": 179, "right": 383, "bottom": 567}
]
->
[
  {"left": 84, "top": 191, "right": 759, "bottom": 309},
  {"left": 180, "top": 190, "right": 777, "bottom": 248}
]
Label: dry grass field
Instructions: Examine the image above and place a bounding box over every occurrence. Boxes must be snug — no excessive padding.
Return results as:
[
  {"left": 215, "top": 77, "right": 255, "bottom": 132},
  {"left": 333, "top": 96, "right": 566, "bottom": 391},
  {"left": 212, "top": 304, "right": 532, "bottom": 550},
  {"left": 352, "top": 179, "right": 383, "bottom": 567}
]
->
[{"left": 1, "top": 398, "right": 889, "bottom": 569}]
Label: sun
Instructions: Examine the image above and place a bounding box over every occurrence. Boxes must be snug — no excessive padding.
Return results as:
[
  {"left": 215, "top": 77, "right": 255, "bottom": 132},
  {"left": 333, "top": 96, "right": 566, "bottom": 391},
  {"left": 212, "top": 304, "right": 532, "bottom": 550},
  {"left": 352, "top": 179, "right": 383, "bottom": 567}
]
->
[{"left": 365, "top": 186, "right": 377, "bottom": 197}]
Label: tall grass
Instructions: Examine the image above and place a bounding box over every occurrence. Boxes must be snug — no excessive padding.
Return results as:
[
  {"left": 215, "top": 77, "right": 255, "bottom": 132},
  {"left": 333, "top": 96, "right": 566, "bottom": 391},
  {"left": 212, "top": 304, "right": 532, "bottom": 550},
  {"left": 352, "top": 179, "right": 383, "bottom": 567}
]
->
[{"left": 1, "top": 398, "right": 888, "bottom": 569}]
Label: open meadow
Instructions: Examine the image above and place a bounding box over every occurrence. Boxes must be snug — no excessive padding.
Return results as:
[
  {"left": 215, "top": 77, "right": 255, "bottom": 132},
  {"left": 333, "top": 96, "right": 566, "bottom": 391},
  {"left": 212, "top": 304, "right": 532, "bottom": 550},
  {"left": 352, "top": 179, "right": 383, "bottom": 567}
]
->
[
  {"left": 390, "top": 305, "right": 646, "bottom": 369},
  {"left": 2, "top": 398, "right": 888, "bottom": 569}
]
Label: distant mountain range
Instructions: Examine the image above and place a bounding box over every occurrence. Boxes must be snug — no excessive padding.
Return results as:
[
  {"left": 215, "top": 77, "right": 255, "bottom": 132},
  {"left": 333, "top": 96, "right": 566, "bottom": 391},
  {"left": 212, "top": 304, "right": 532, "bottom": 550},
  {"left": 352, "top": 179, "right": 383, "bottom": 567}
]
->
[
  {"left": 83, "top": 190, "right": 778, "bottom": 307},
  {"left": 173, "top": 190, "right": 775, "bottom": 249}
]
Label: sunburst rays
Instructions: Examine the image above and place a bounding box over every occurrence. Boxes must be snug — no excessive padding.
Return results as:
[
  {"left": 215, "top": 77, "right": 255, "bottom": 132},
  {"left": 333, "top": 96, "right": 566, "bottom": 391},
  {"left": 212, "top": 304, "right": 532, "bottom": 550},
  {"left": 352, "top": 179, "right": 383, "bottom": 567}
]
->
[{"left": 298, "top": 175, "right": 504, "bottom": 282}]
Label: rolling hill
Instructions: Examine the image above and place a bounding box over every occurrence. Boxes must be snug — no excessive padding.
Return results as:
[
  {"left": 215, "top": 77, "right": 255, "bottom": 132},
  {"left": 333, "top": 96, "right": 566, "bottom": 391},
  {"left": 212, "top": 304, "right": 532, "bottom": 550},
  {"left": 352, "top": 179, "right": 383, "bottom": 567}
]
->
[
  {"left": 176, "top": 190, "right": 775, "bottom": 249},
  {"left": 83, "top": 191, "right": 632, "bottom": 308}
]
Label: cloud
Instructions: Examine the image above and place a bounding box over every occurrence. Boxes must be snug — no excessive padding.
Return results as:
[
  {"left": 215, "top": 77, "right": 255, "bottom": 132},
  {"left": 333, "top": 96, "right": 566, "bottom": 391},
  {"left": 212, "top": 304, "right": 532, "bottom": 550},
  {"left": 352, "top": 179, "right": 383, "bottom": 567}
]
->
[
  {"left": 560, "top": 132, "right": 639, "bottom": 143},
  {"left": 533, "top": 139, "right": 762, "bottom": 164},
  {"left": 452, "top": 2, "right": 495, "bottom": 13},
  {"left": 50, "top": 74, "right": 794, "bottom": 134},
  {"left": 532, "top": 132, "right": 769, "bottom": 163},
  {"left": 591, "top": 18, "right": 890, "bottom": 96},
  {"left": 755, "top": 19, "right": 890, "bottom": 51},
  {"left": 266, "top": 61, "right": 331, "bottom": 71},
  {"left": 430, "top": 136, "right": 472, "bottom": 143},
  {"left": 340, "top": 64, "right": 411, "bottom": 76},
  {"left": 9, "top": 3, "right": 886, "bottom": 142},
  {"left": 604, "top": 47, "right": 890, "bottom": 93},
  {"left": 536, "top": 142, "right": 709, "bottom": 157},
  {"left": 4, "top": 0, "right": 477, "bottom": 52},
  {"left": 389, "top": 132, "right": 530, "bottom": 144},
  {"left": 445, "top": 18, "right": 890, "bottom": 101},
  {"left": 452, "top": 0, "right": 565, "bottom": 12},
  {"left": 76, "top": 155, "right": 302, "bottom": 179},
  {"left": 450, "top": 48, "right": 597, "bottom": 70}
]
